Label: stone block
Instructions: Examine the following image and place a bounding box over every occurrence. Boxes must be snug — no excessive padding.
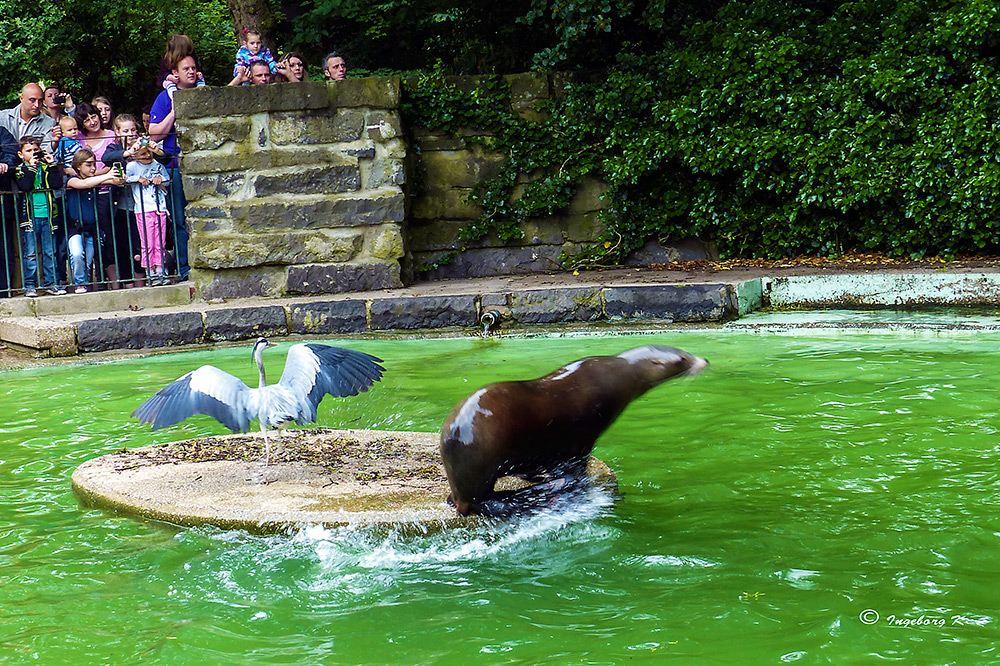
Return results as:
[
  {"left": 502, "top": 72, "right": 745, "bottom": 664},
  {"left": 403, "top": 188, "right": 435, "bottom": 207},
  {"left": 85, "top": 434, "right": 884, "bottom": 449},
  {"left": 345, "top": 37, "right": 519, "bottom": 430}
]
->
[
  {"left": 507, "top": 287, "right": 603, "bottom": 323},
  {"left": 411, "top": 128, "right": 466, "bottom": 151},
  {"left": 566, "top": 177, "right": 610, "bottom": 214},
  {"left": 406, "top": 219, "right": 465, "bottom": 252},
  {"left": 230, "top": 190, "right": 404, "bottom": 230},
  {"left": 603, "top": 284, "right": 737, "bottom": 322},
  {"left": 240, "top": 146, "right": 359, "bottom": 170},
  {"left": 195, "top": 266, "right": 287, "bottom": 300},
  {"left": 370, "top": 295, "right": 476, "bottom": 330},
  {"left": 419, "top": 150, "right": 505, "bottom": 189},
  {"left": 174, "top": 82, "right": 329, "bottom": 120},
  {"left": 416, "top": 245, "right": 570, "bottom": 280},
  {"left": 204, "top": 305, "right": 288, "bottom": 342},
  {"left": 562, "top": 212, "right": 606, "bottom": 243},
  {"left": 191, "top": 229, "right": 363, "bottom": 269},
  {"left": 181, "top": 145, "right": 256, "bottom": 175},
  {"left": 269, "top": 108, "right": 365, "bottom": 145},
  {"left": 326, "top": 76, "right": 401, "bottom": 109},
  {"left": 363, "top": 110, "right": 403, "bottom": 140},
  {"left": 369, "top": 225, "right": 405, "bottom": 259},
  {"left": 77, "top": 312, "right": 204, "bottom": 352},
  {"left": 290, "top": 299, "right": 368, "bottom": 334},
  {"left": 0, "top": 316, "right": 77, "bottom": 356},
  {"left": 410, "top": 187, "right": 480, "bottom": 220},
  {"left": 252, "top": 164, "right": 361, "bottom": 196},
  {"left": 362, "top": 158, "right": 405, "bottom": 189},
  {"left": 287, "top": 261, "right": 402, "bottom": 294},
  {"left": 623, "top": 238, "right": 720, "bottom": 266},
  {"left": 176, "top": 116, "right": 252, "bottom": 153},
  {"left": 506, "top": 72, "right": 550, "bottom": 122}
]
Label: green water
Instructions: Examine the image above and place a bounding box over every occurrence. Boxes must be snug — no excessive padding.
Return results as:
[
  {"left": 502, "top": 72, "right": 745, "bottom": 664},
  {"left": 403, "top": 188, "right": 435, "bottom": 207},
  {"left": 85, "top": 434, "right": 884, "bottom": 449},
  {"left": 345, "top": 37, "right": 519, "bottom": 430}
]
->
[{"left": 2, "top": 328, "right": 1000, "bottom": 664}]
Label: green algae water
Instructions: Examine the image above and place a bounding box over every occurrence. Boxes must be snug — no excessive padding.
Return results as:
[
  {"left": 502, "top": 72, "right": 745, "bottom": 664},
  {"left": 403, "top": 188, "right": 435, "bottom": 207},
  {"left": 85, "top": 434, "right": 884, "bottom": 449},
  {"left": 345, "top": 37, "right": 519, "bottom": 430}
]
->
[{"left": 3, "top": 325, "right": 1000, "bottom": 664}]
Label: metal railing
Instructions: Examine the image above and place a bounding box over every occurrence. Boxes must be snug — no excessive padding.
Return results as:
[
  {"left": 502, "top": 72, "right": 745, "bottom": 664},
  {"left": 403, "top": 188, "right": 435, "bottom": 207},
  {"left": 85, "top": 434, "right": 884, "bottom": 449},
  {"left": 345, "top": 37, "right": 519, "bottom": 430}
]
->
[{"left": 0, "top": 179, "right": 187, "bottom": 298}]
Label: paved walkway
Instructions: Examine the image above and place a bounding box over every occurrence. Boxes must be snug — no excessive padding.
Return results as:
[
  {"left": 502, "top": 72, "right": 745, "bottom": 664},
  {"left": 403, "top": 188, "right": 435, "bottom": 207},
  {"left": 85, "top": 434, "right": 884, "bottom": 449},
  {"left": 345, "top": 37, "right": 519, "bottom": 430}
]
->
[{"left": 3, "top": 260, "right": 1000, "bottom": 364}]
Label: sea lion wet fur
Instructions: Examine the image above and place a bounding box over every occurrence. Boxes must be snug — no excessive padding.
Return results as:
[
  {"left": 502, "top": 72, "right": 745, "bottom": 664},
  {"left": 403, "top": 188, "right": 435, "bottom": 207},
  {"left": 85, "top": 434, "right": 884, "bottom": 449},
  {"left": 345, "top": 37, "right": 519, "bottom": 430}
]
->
[{"left": 439, "top": 345, "right": 708, "bottom": 516}]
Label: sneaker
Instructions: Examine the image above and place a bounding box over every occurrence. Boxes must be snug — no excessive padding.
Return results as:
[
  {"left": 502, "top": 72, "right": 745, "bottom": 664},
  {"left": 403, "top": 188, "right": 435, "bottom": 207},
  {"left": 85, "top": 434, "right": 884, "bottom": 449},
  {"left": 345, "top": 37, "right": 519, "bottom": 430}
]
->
[
  {"left": 74, "top": 286, "right": 88, "bottom": 294},
  {"left": 44, "top": 287, "right": 67, "bottom": 296},
  {"left": 23, "top": 289, "right": 37, "bottom": 297}
]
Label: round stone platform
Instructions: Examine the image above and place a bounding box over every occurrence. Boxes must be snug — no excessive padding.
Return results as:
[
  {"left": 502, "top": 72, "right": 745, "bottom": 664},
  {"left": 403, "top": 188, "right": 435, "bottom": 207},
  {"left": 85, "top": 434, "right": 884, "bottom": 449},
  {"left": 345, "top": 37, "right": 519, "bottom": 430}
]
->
[{"left": 71, "top": 428, "right": 618, "bottom": 533}]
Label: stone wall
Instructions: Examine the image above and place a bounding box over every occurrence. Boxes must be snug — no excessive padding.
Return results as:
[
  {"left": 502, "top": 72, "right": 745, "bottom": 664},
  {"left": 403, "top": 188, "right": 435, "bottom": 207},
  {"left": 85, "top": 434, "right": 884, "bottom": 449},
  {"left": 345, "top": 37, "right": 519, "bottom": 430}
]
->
[
  {"left": 173, "top": 74, "right": 708, "bottom": 295},
  {"left": 175, "top": 79, "right": 406, "bottom": 299},
  {"left": 405, "top": 72, "right": 608, "bottom": 281}
]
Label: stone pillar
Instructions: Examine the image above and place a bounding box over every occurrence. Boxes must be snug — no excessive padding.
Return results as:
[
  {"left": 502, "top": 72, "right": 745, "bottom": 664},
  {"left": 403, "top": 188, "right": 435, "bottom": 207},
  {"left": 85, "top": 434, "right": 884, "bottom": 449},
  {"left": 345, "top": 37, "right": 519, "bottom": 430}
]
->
[{"left": 175, "top": 79, "right": 406, "bottom": 299}]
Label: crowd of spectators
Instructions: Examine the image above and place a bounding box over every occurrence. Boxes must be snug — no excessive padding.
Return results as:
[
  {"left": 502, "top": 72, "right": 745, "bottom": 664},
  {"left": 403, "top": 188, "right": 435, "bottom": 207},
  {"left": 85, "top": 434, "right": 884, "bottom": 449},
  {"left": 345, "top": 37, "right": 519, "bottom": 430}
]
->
[{"left": 0, "top": 33, "right": 349, "bottom": 298}]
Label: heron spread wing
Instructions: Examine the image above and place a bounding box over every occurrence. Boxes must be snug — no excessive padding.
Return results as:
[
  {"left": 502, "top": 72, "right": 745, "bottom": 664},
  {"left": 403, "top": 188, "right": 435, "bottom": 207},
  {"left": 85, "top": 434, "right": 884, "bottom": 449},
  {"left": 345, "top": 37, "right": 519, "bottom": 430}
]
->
[
  {"left": 277, "top": 343, "right": 386, "bottom": 423},
  {"left": 131, "top": 365, "right": 255, "bottom": 433}
]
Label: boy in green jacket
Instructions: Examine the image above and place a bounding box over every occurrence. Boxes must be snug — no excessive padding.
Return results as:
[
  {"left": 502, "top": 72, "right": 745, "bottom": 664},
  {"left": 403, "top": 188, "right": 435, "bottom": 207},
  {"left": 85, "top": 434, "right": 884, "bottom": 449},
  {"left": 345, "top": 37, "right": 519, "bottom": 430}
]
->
[{"left": 14, "top": 137, "right": 64, "bottom": 296}]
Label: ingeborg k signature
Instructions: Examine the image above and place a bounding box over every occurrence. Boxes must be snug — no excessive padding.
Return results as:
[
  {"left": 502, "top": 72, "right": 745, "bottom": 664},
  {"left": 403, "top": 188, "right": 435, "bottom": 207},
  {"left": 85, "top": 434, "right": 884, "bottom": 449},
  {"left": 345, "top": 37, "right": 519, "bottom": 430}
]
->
[{"left": 859, "top": 609, "right": 987, "bottom": 628}]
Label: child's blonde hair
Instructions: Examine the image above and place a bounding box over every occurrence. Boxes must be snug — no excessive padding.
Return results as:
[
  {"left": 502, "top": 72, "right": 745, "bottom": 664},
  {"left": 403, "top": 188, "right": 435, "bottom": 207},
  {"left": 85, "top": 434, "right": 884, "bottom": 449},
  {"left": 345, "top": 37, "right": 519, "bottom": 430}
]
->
[
  {"left": 72, "top": 148, "right": 96, "bottom": 171},
  {"left": 113, "top": 113, "right": 137, "bottom": 131}
]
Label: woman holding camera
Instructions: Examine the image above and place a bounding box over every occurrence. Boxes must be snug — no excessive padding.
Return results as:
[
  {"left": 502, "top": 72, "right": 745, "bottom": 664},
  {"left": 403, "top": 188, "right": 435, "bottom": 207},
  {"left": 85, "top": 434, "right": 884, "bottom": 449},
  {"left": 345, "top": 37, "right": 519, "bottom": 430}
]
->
[{"left": 42, "top": 86, "right": 75, "bottom": 120}]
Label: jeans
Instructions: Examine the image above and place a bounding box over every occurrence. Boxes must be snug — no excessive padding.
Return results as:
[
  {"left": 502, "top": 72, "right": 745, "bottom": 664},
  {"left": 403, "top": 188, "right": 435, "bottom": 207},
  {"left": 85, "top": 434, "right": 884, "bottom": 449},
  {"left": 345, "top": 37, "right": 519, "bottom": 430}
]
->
[
  {"left": 168, "top": 168, "right": 188, "bottom": 279},
  {"left": 68, "top": 232, "right": 96, "bottom": 286},
  {"left": 21, "top": 217, "right": 57, "bottom": 290}
]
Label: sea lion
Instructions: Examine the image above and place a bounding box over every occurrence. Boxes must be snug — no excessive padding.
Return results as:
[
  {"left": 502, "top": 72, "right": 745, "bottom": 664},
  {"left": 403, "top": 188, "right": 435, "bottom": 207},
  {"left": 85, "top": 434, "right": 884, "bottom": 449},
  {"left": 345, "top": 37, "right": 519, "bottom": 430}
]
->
[{"left": 440, "top": 345, "right": 708, "bottom": 516}]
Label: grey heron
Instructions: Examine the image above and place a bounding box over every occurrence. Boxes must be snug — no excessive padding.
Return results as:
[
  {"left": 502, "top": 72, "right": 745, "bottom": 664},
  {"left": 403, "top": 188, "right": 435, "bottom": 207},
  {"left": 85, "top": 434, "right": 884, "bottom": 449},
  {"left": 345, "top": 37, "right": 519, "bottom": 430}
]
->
[{"left": 132, "top": 337, "right": 385, "bottom": 462}]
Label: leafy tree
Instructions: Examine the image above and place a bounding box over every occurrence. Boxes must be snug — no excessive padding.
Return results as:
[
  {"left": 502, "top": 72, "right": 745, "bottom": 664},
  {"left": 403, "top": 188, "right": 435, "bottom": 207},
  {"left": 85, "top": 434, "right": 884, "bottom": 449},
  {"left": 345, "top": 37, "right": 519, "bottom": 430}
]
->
[{"left": 0, "top": 0, "right": 235, "bottom": 114}]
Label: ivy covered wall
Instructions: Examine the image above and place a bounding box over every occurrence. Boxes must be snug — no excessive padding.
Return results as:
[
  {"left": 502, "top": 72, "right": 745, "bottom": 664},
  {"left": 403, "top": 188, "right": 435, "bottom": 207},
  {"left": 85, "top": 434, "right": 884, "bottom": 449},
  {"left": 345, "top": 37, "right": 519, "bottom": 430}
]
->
[{"left": 402, "top": 2, "right": 1000, "bottom": 263}]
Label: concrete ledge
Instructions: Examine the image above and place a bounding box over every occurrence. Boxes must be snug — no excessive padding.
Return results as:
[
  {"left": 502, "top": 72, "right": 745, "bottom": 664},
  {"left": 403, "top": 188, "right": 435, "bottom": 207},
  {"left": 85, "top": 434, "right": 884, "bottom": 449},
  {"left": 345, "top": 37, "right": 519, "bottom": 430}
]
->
[
  {"left": 766, "top": 274, "right": 1000, "bottom": 308},
  {"left": 0, "top": 283, "right": 193, "bottom": 318},
  {"left": 77, "top": 311, "right": 205, "bottom": 352},
  {"left": 604, "top": 283, "right": 737, "bottom": 321},
  {"left": 10, "top": 270, "right": 1000, "bottom": 357},
  {"left": 0, "top": 317, "right": 78, "bottom": 356},
  {"left": 71, "top": 428, "right": 618, "bottom": 534}
]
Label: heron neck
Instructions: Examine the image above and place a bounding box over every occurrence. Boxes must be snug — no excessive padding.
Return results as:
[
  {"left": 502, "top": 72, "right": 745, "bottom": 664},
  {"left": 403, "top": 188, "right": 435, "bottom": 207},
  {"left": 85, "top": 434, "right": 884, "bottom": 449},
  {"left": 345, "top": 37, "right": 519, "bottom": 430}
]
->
[{"left": 255, "top": 350, "right": 267, "bottom": 388}]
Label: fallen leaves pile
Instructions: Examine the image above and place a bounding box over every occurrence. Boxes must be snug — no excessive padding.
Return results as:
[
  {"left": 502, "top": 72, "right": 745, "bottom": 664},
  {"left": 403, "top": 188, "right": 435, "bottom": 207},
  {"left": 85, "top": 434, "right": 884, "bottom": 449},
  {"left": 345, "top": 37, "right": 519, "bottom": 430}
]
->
[
  {"left": 649, "top": 253, "right": 1000, "bottom": 272},
  {"left": 113, "top": 428, "right": 442, "bottom": 483}
]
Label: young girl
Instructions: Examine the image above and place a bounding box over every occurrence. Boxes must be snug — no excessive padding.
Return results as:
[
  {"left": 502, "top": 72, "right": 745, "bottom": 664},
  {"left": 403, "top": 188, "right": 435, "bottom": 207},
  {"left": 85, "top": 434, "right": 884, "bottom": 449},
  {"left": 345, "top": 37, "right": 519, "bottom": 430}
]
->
[
  {"left": 91, "top": 96, "right": 115, "bottom": 130},
  {"left": 125, "top": 144, "right": 171, "bottom": 285},
  {"left": 64, "top": 149, "right": 124, "bottom": 292},
  {"left": 232, "top": 29, "right": 278, "bottom": 81},
  {"left": 75, "top": 101, "right": 122, "bottom": 288}
]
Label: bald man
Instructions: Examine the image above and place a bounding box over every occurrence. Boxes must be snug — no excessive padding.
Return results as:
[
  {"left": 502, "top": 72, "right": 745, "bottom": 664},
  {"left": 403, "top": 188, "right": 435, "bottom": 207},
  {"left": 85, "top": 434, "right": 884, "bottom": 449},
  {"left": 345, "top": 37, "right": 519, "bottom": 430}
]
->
[{"left": 0, "top": 83, "right": 59, "bottom": 145}]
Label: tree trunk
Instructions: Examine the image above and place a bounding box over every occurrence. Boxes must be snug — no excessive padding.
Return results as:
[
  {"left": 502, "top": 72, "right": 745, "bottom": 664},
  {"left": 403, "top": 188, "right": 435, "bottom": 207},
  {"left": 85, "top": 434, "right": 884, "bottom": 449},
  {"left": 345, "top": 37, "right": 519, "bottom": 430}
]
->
[{"left": 226, "top": 0, "right": 279, "bottom": 55}]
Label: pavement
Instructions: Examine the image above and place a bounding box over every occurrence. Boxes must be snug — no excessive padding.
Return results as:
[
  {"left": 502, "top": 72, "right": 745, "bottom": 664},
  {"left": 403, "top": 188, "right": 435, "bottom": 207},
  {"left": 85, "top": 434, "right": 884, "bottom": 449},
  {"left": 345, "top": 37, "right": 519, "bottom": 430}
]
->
[{"left": 3, "top": 258, "right": 1000, "bottom": 367}]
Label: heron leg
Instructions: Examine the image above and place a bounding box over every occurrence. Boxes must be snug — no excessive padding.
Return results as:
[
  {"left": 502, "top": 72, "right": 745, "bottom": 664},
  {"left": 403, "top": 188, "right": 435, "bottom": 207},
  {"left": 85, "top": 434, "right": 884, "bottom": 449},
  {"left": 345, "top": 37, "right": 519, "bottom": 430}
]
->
[{"left": 260, "top": 421, "right": 271, "bottom": 465}]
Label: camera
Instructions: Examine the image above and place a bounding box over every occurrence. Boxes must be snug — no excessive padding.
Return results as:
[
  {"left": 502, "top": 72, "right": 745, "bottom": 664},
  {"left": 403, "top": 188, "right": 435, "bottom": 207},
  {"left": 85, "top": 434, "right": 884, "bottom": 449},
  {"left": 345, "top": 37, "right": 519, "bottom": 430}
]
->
[
  {"left": 113, "top": 162, "right": 124, "bottom": 178},
  {"left": 139, "top": 136, "right": 150, "bottom": 147},
  {"left": 54, "top": 94, "right": 66, "bottom": 105}
]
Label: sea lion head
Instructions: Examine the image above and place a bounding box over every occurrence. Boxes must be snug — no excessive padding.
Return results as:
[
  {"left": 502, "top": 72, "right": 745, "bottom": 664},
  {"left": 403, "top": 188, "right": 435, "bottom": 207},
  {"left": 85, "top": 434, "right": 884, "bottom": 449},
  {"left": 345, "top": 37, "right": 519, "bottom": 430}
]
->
[{"left": 616, "top": 345, "right": 708, "bottom": 386}]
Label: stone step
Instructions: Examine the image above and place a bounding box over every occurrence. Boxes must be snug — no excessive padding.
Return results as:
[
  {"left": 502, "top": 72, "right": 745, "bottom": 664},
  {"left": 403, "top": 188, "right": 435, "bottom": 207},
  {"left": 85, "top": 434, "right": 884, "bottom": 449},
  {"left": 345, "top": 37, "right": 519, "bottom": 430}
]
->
[{"left": 0, "top": 282, "right": 194, "bottom": 318}]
